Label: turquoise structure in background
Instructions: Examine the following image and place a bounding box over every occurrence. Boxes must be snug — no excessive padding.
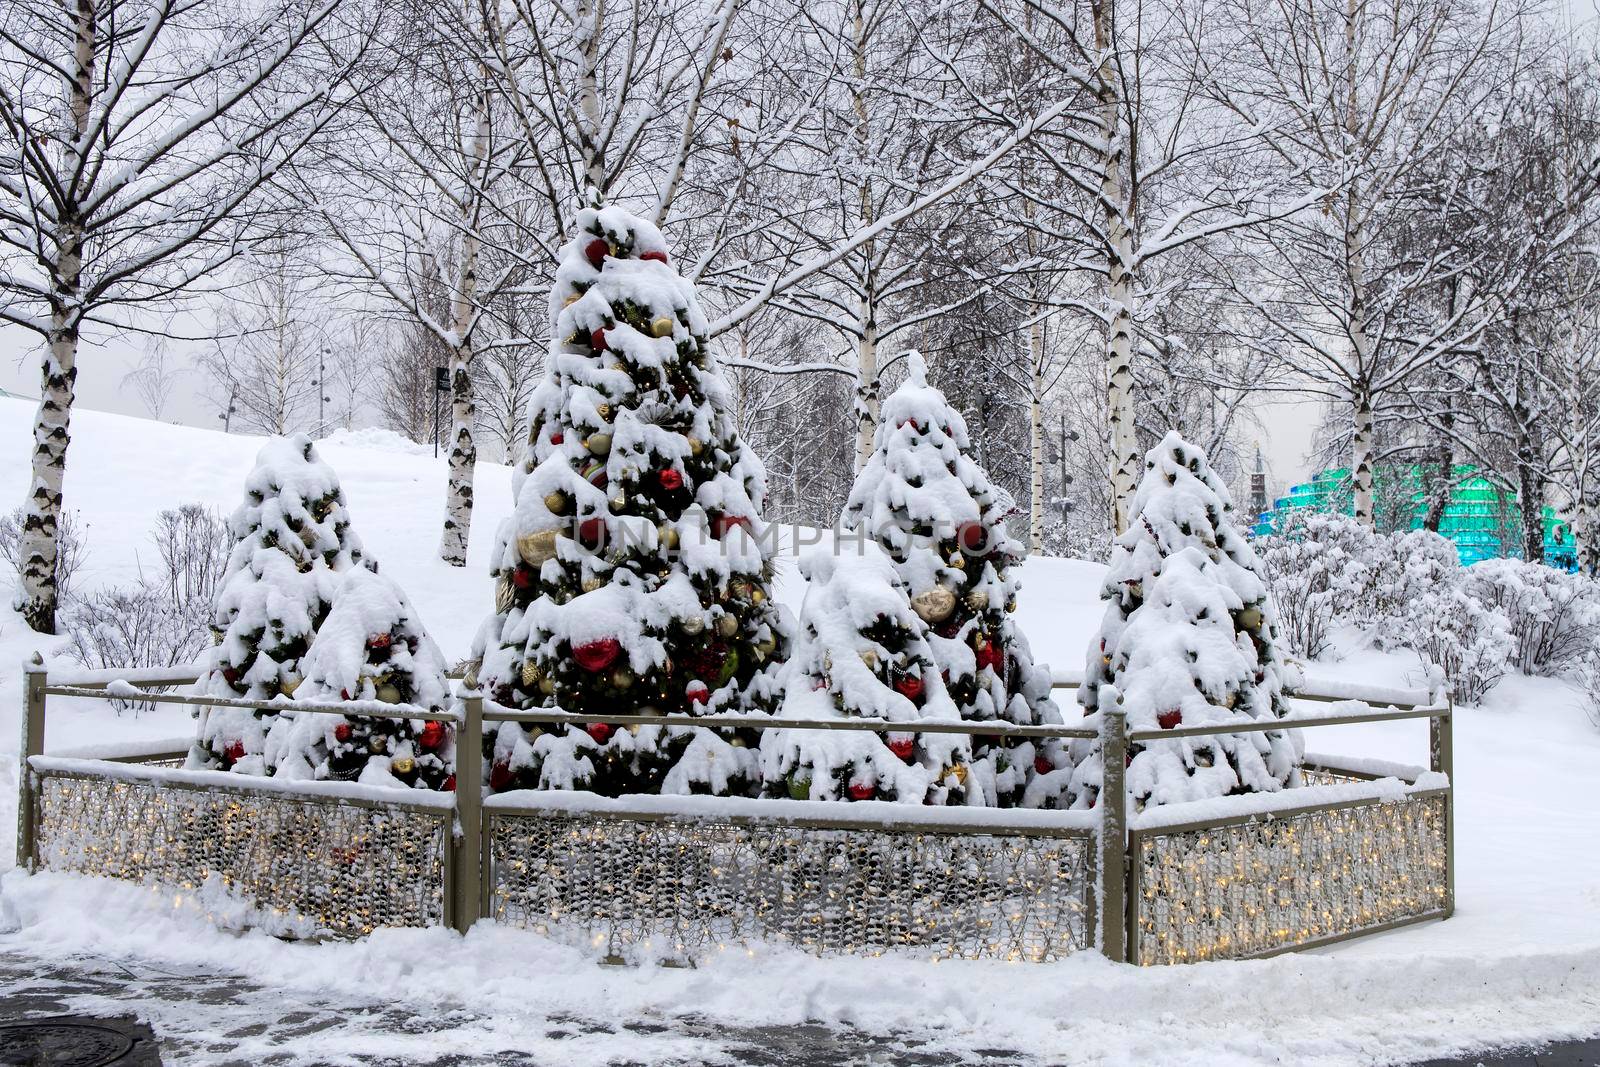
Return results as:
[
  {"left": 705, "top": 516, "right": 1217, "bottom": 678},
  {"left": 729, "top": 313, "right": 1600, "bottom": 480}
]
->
[{"left": 1250, "top": 464, "right": 1578, "bottom": 571}]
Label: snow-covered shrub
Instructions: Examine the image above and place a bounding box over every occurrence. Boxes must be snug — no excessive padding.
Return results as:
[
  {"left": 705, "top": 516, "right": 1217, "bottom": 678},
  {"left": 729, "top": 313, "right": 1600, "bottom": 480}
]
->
[
  {"left": 1071, "top": 432, "right": 1300, "bottom": 811},
  {"left": 1397, "top": 581, "right": 1513, "bottom": 704},
  {"left": 1255, "top": 511, "right": 1379, "bottom": 659},
  {"left": 65, "top": 584, "right": 209, "bottom": 712},
  {"left": 153, "top": 503, "right": 229, "bottom": 619},
  {"left": 1461, "top": 559, "right": 1600, "bottom": 677},
  {"left": 0, "top": 505, "right": 87, "bottom": 603}
]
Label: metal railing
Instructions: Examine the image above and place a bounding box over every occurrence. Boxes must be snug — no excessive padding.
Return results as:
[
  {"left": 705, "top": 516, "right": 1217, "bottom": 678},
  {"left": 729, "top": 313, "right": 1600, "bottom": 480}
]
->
[{"left": 15, "top": 653, "right": 1454, "bottom": 963}]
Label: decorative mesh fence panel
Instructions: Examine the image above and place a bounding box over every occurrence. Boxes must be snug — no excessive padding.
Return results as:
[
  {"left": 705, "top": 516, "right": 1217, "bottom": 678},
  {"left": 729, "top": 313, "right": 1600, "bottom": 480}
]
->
[
  {"left": 489, "top": 808, "right": 1093, "bottom": 962},
  {"left": 1130, "top": 791, "right": 1448, "bottom": 965},
  {"left": 35, "top": 772, "right": 449, "bottom": 937}
]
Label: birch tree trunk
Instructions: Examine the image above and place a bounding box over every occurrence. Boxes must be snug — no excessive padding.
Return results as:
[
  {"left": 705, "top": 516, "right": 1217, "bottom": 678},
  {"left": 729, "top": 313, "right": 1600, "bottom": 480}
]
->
[
  {"left": 850, "top": 0, "right": 879, "bottom": 472},
  {"left": 16, "top": 0, "right": 93, "bottom": 634},
  {"left": 438, "top": 75, "right": 490, "bottom": 567},
  {"left": 575, "top": 0, "right": 606, "bottom": 202},
  {"left": 1094, "top": 0, "right": 1138, "bottom": 536},
  {"left": 1029, "top": 319, "right": 1046, "bottom": 555},
  {"left": 1350, "top": 384, "right": 1375, "bottom": 526}
]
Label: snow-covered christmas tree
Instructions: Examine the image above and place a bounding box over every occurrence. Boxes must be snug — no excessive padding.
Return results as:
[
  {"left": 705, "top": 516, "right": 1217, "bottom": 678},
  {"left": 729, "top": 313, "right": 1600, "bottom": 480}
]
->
[
  {"left": 473, "top": 205, "right": 787, "bottom": 796},
  {"left": 189, "top": 436, "right": 371, "bottom": 773},
  {"left": 1069, "top": 431, "right": 1301, "bottom": 810},
  {"left": 842, "top": 354, "right": 1064, "bottom": 807},
  {"left": 761, "top": 551, "right": 974, "bottom": 804},
  {"left": 267, "top": 567, "right": 455, "bottom": 789}
]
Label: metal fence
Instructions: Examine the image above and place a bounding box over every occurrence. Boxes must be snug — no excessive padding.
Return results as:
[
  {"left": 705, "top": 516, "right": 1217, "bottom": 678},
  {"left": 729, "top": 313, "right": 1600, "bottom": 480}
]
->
[{"left": 14, "top": 655, "right": 1454, "bottom": 964}]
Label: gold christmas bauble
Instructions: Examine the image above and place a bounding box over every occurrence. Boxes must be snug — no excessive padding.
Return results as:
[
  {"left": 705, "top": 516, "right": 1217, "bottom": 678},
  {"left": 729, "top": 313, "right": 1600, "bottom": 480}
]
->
[
  {"left": 597, "top": 402, "right": 612, "bottom": 420},
  {"left": 1237, "top": 606, "right": 1263, "bottom": 632},
  {"left": 610, "top": 492, "right": 627, "bottom": 510},
  {"left": 517, "top": 529, "right": 560, "bottom": 567},
  {"left": 687, "top": 436, "right": 705, "bottom": 456},
  {"left": 376, "top": 683, "right": 403, "bottom": 704},
  {"left": 391, "top": 756, "right": 415, "bottom": 774},
  {"left": 279, "top": 676, "right": 301, "bottom": 698},
  {"left": 717, "top": 613, "right": 739, "bottom": 638},
  {"left": 538, "top": 676, "right": 557, "bottom": 695},
  {"left": 859, "top": 649, "right": 880, "bottom": 670},
  {"left": 651, "top": 316, "right": 675, "bottom": 338},
  {"left": 729, "top": 737, "right": 747, "bottom": 748},
  {"left": 910, "top": 586, "right": 957, "bottom": 623},
  {"left": 946, "top": 763, "right": 969, "bottom": 785},
  {"left": 543, "top": 490, "right": 570, "bottom": 515},
  {"left": 949, "top": 554, "right": 966, "bottom": 570},
  {"left": 522, "top": 661, "right": 541, "bottom": 687},
  {"left": 611, "top": 667, "right": 635, "bottom": 690},
  {"left": 660, "top": 525, "right": 680, "bottom": 549},
  {"left": 369, "top": 736, "right": 388, "bottom": 754},
  {"left": 964, "top": 589, "right": 990, "bottom": 612},
  {"left": 681, "top": 614, "right": 705, "bottom": 635},
  {"left": 585, "top": 433, "right": 612, "bottom": 456},
  {"left": 751, "top": 588, "right": 766, "bottom": 604},
  {"left": 1005, "top": 599, "right": 1017, "bottom": 613}
]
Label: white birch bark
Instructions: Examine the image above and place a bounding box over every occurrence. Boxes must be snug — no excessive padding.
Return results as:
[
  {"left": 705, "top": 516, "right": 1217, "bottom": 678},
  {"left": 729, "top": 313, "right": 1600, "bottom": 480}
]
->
[{"left": 1095, "top": 0, "right": 1138, "bottom": 536}]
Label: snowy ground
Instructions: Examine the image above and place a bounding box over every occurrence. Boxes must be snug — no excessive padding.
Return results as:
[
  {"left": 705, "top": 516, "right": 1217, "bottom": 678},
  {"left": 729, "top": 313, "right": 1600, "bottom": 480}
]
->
[{"left": 0, "top": 399, "right": 1597, "bottom": 1065}]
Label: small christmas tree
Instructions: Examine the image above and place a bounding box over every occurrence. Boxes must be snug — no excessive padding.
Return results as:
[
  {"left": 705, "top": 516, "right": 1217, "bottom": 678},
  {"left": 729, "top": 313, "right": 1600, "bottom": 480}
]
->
[
  {"left": 267, "top": 567, "right": 454, "bottom": 789},
  {"left": 842, "top": 353, "right": 1064, "bottom": 807},
  {"left": 760, "top": 551, "right": 974, "bottom": 804},
  {"left": 474, "top": 205, "right": 788, "bottom": 796},
  {"left": 1069, "top": 432, "right": 1301, "bottom": 810},
  {"left": 190, "top": 436, "right": 370, "bottom": 774}
]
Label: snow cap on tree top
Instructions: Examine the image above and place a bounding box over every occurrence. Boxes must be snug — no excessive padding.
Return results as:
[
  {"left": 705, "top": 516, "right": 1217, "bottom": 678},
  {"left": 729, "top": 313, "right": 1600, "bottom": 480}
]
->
[{"left": 297, "top": 567, "right": 449, "bottom": 711}]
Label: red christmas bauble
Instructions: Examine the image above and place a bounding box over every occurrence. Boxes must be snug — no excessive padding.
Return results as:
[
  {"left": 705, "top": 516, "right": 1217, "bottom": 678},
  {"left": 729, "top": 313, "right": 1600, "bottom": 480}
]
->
[
  {"left": 975, "top": 640, "right": 1005, "bottom": 674},
  {"left": 1034, "top": 755, "right": 1054, "bottom": 775},
  {"left": 578, "top": 516, "right": 606, "bottom": 550},
  {"left": 368, "top": 633, "right": 392, "bottom": 650},
  {"left": 658, "top": 468, "right": 684, "bottom": 491},
  {"left": 1157, "top": 709, "right": 1183, "bottom": 730},
  {"left": 221, "top": 666, "right": 240, "bottom": 686},
  {"left": 334, "top": 723, "right": 352, "bottom": 743},
  {"left": 511, "top": 564, "right": 535, "bottom": 589},
  {"left": 573, "top": 637, "right": 622, "bottom": 672},
  {"left": 584, "top": 237, "right": 609, "bottom": 267},
  {"left": 686, "top": 680, "right": 711, "bottom": 705},
  {"left": 710, "top": 513, "right": 751, "bottom": 539},
  {"left": 640, "top": 250, "right": 669, "bottom": 264},
  {"left": 550, "top": 431, "right": 564, "bottom": 445},
  {"left": 591, "top": 327, "right": 608, "bottom": 352},
  {"left": 894, "top": 674, "right": 924, "bottom": 701},
  {"left": 490, "top": 760, "right": 513, "bottom": 791},
  {"left": 848, "top": 781, "right": 875, "bottom": 801},
  {"left": 442, "top": 774, "right": 456, "bottom": 792},
  {"left": 224, "top": 740, "right": 245, "bottom": 762},
  {"left": 958, "top": 522, "right": 988, "bottom": 553},
  {"left": 418, "top": 721, "right": 447, "bottom": 750},
  {"left": 888, "top": 735, "right": 915, "bottom": 760},
  {"left": 586, "top": 722, "right": 613, "bottom": 744}
]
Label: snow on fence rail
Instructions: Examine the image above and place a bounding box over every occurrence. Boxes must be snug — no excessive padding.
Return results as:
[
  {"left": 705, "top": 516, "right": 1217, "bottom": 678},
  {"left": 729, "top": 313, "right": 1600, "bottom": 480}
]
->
[{"left": 14, "top": 655, "right": 1455, "bottom": 964}]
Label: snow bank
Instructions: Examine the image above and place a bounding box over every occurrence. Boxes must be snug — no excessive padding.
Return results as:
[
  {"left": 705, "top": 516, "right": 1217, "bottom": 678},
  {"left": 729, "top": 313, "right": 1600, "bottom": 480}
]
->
[{"left": 318, "top": 427, "right": 434, "bottom": 456}]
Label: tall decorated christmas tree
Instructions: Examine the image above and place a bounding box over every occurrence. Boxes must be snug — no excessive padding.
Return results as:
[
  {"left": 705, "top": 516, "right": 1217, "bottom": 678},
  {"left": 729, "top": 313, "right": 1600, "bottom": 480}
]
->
[
  {"left": 473, "top": 205, "right": 788, "bottom": 797},
  {"left": 190, "top": 436, "right": 371, "bottom": 773},
  {"left": 842, "top": 354, "right": 1065, "bottom": 807},
  {"left": 1069, "top": 431, "right": 1301, "bottom": 810},
  {"left": 267, "top": 567, "right": 455, "bottom": 790},
  {"left": 760, "top": 551, "right": 974, "bottom": 804}
]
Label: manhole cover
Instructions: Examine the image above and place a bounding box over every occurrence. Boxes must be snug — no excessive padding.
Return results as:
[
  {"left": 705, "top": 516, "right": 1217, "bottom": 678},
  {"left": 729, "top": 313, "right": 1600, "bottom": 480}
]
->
[{"left": 0, "top": 1021, "right": 136, "bottom": 1067}]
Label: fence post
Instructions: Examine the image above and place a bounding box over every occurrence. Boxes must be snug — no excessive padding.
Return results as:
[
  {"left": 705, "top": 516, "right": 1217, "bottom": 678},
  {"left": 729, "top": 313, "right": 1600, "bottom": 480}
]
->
[
  {"left": 452, "top": 690, "right": 484, "bottom": 935},
  {"left": 17, "top": 653, "right": 46, "bottom": 872},
  {"left": 1430, "top": 696, "right": 1455, "bottom": 919},
  {"left": 1099, "top": 699, "right": 1128, "bottom": 963}
]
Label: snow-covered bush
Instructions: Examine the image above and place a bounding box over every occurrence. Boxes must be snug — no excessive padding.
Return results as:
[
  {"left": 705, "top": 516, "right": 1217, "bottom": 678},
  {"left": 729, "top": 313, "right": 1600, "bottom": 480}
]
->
[
  {"left": 0, "top": 505, "right": 87, "bottom": 603},
  {"left": 1071, "top": 432, "right": 1300, "bottom": 811},
  {"left": 1461, "top": 559, "right": 1600, "bottom": 677},
  {"left": 1397, "top": 582, "right": 1513, "bottom": 704},
  {"left": 153, "top": 503, "right": 229, "bottom": 619},
  {"left": 65, "top": 584, "right": 210, "bottom": 711},
  {"left": 1255, "top": 511, "right": 1380, "bottom": 659}
]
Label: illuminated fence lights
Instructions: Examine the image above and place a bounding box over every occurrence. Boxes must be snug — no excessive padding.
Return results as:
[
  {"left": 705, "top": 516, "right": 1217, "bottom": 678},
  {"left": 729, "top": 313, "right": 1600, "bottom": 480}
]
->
[{"left": 487, "top": 811, "right": 1092, "bottom": 963}]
